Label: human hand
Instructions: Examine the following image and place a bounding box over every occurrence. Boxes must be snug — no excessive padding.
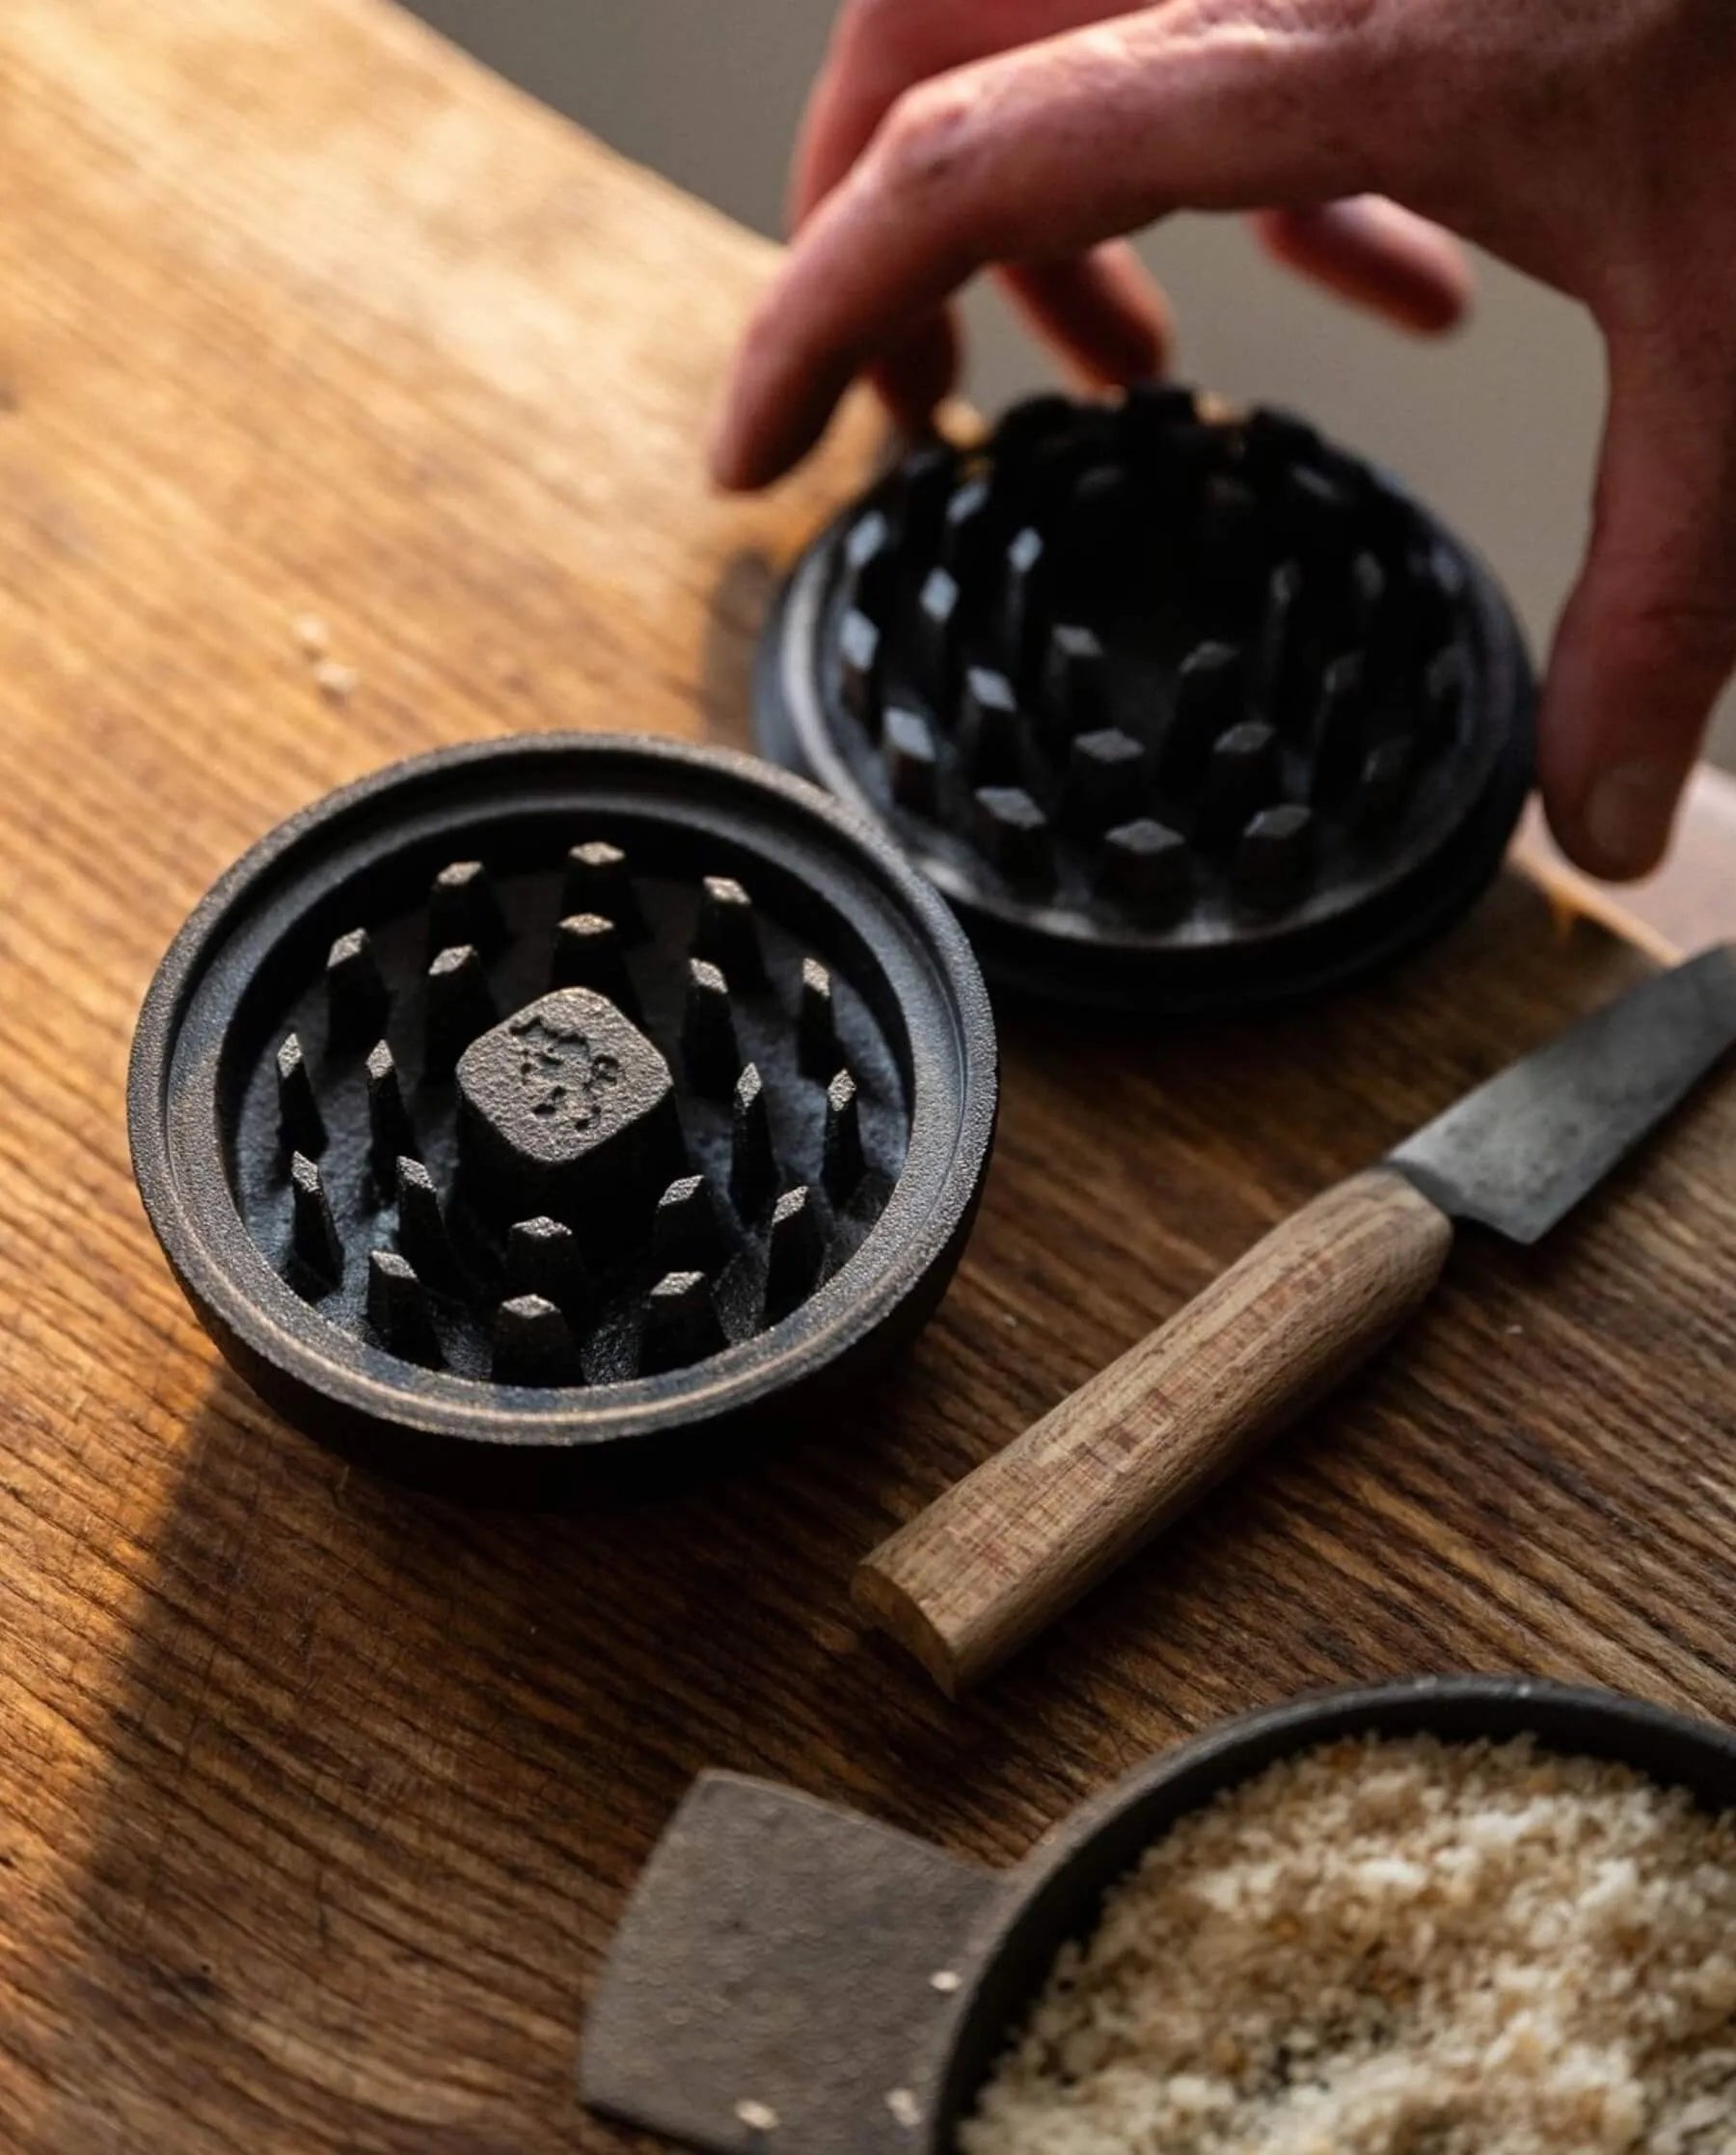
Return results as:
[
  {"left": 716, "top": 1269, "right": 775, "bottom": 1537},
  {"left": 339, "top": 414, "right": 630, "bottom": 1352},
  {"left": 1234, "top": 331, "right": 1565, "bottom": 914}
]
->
[{"left": 711, "top": 0, "right": 1736, "bottom": 880}]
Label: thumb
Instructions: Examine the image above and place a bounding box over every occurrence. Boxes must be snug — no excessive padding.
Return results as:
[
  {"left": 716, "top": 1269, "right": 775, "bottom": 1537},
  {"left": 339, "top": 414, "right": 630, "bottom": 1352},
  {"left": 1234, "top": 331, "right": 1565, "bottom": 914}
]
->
[{"left": 1540, "top": 325, "right": 1736, "bottom": 880}]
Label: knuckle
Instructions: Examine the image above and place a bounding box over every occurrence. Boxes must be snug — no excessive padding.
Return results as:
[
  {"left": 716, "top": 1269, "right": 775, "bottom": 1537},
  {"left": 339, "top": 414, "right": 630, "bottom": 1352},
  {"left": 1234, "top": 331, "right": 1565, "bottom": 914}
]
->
[
  {"left": 1597, "top": 559, "right": 1736, "bottom": 676},
  {"left": 877, "top": 76, "right": 983, "bottom": 205}
]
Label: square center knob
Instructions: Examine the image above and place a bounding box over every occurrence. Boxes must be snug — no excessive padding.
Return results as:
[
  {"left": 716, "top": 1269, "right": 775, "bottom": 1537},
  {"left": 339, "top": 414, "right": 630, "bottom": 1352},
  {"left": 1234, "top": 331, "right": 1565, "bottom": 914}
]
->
[{"left": 455, "top": 988, "right": 684, "bottom": 1230}]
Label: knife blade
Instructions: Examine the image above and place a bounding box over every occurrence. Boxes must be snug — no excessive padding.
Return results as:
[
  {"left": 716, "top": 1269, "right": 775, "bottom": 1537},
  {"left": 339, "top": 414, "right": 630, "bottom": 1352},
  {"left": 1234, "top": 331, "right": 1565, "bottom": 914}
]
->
[
  {"left": 856, "top": 946, "right": 1736, "bottom": 1695},
  {"left": 1389, "top": 941, "right": 1736, "bottom": 1241}
]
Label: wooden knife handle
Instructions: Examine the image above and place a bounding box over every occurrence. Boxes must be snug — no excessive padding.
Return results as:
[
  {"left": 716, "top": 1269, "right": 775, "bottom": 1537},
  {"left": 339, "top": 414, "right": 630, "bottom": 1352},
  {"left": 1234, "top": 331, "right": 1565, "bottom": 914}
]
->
[{"left": 854, "top": 1168, "right": 1453, "bottom": 1695}]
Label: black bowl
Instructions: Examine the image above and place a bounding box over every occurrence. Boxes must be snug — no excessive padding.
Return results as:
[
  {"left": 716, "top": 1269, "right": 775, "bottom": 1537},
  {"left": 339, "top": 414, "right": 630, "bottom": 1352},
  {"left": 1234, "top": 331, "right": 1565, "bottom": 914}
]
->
[
  {"left": 937, "top": 1677, "right": 1736, "bottom": 2142},
  {"left": 583, "top": 1678, "right": 1736, "bottom": 2153}
]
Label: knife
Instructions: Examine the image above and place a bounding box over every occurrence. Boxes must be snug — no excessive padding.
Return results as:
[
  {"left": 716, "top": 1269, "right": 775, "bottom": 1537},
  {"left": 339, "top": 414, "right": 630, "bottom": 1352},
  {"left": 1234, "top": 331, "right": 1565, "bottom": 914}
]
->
[{"left": 855, "top": 943, "right": 1736, "bottom": 1695}]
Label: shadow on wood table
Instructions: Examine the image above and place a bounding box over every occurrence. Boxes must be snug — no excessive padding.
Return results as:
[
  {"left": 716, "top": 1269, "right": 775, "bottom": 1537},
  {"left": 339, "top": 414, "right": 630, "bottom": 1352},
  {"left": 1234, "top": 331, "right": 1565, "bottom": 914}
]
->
[{"left": 24, "top": 876, "right": 1736, "bottom": 2155}]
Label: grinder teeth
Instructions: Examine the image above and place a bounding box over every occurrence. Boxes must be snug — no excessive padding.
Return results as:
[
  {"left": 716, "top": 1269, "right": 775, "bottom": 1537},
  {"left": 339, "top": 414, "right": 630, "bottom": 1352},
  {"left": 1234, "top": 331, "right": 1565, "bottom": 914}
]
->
[
  {"left": 798, "top": 958, "right": 837, "bottom": 1078},
  {"left": 765, "top": 1186, "right": 826, "bottom": 1320},
  {"left": 325, "top": 928, "right": 389, "bottom": 1047},
  {"left": 800, "top": 386, "right": 1506, "bottom": 949},
  {"left": 394, "top": 1156, "right": 453, "bottom": 1285},
  {"left": 251, "top": 829, "right": 910, "bottom": 1392},
  {"left": 429, "top": 859, "right": 505, "bottom": 955},
  {"left": 425, "top": 943, "right": 495, "bottom": 1073},
  {"left": 883, "top": 707, "right": 939, "bottom": 815},
  {"left": 366, "top": 1249, "right": 441, "bottom": 1366},
  {"left": 276, "top": 1032, "right": 325, "bottom": 1156},
  {"left": 682, "top": 958, "right": 739, "bottom": 1097},
  {"left": 553, "top": 912, "right": 637, "bottom": 1013},
  {"left": 654, "top": 1174, "right": 724, "bottom": 1272},
  {"left": 507, "top": 1215, "right": 588, "bottom": 1314},
  {"left": 694, "top": 876, "right": 765, "bottom": 989},
  {"left": 494, "top": 1294, "right": 583, "bottom": 1385},
  {"left": 640, "top": 1269, "right": 726, "bottom": 1376},
  {"left": 288, "top": 1152, "right": 341, "bottom": 1283},
  {"left": 823, "top": 1069, "right": 865, "bottom": 1202},
  {"left": 366, "top": 1041, "right": 416, "bottom": 1180},
  {"left": 563, "top": 840, "right": 643, "bottom": 939},
  {"left": 731, "top": 1061, "right": 778, "bottom": 1220}
]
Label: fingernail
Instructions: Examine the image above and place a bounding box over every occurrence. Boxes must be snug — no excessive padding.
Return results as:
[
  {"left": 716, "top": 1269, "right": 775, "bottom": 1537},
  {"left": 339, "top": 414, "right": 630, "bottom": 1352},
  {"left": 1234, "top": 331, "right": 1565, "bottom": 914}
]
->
[{"left": 1582, "top": 758, "right": 1680, "bottom": 877}]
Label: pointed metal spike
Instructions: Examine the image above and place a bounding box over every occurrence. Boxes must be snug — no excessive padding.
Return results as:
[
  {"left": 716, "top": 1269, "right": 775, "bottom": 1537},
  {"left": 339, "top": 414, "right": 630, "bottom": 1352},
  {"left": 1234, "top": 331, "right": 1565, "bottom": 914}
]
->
[
  {"left": 1063, "top": 727, "right": 1147, "bottom": 834},
  {"left": 288, "top": 1151, "right": 342, "bottom": 1282},
  {"left": 365, "top": 1040, "right": 416, "bottom": 1181},
  {"left": 1352, "top": 735, "right": 1415, "bottom": 832},
  {"left": 682, "top": 958, "right": 739, "bottom": 1097},
  {"left": 1097, "top": 819, "right": 1192, "bottom": 914},
  {"left": 764, "top": 1185, "right": 826, "bottom": 1321},
  {"left": 885, "top": 440, "right": 959, "bottom": 552},
  {"left": 973, "top": 787, "right": 1054, "bottom": 890},
  {"left": 1282, "top": 462, "right": 1355, "bottom": 559},
  {"left": 276, "top": 1032, "right": 325, "bottom": 1156},
  {"left": 731, "top": 1061, "right": 778, "bottom": 1219},
  {"left": 1234, "top": 803, "right": 1316, "bottom": 907},
  {"left": 640, "top": 1270, "right": 726, "bottom": 1377},
  {"left": 939, "top": 475, "right": 993, "bottom": 582},
  {"left": 1043, "top": 623, "right": 1106, "bottom": 743},
  {"left": 493, "top": 1294, "right": 583, "bottom": 1386},
  {"left": 507, "top": 1215, "right": 588, "bottom": 1314},
  {"left": 1307, "top": 653, "right": 1369, "bottom": 810},
  {"left": 1162, "top": 641, "right": 1245, "bottom": 790},
  {"left": 429, "top": 859, "right": 504, "bottom": 954},
  {"left": 366, "top": 1249, "right": 441, "bottom": 1366},
  {"left": 425, "top": 943, "right": 495, "bottom": 1074},
  {"left": 563, "top": 840, "right": 644, "bottom": 939},
  {"left": 1257, "top": 559, "right": 1307, "bottom": 730},
  {"left": 882, "top": 707, "right": 939, "bottom": 816},
  {"left": 842, "top": 506, "right": 895, "bottom": 614},
  {"left": 837, "top": 608, "right": 883, "bottom": 734},
  {"left": 1199, "top": 721, "right": 1283, "bottom": 838},
  {"left": 823, "top": 1069, "right": 866, "bottom": 1203},
  {"left": 915, "top": 565, "right": 962, "bottom": 691},
  {"left": 799, "top": 957, "right": 838, "bottom": 1079},
  {"left": 325, "top": 929, "right": 389, "bottom": 1049},
  {"left": 552, "top": 912, "right": 637, "bottom": 1014},
  {"left": 959, "top": 668, "right": 1022, "bottom": 785},
  {"left": 394, "top": 1155, "right": 452, "bottom": 1283},
  {"left": 1346, "top": 550, "right": 1388, "bottom": 647},
  {"left": 694, "top": 876, "right": 765, "bottom": 989},
  {"left": 998, "top": 524, "right": 1047, "bottom": 692},
  {"left": 653, "top": 1174, "right": 725, "bottom": 1272}
]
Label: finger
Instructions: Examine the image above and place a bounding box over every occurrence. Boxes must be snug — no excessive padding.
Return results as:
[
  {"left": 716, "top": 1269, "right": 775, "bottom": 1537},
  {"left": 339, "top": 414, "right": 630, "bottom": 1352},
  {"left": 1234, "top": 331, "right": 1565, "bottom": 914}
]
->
[
  {"left": 999, "top": 242, "right": 1173, "bottom": 386},
  {"left": 869, "top": 308, "right": 963, "bottom": 434},
  {"left": 790, "top": 0, "right": 1145, "bottom": 441},
  {"left": 1254, "top": 200, "right": 1473, "bottom": 335},
  {"left": 791, "top": 0, "right": 1137, "bottom": 227},
  {"left": 711, "top": 7, "right": 1402, "bottom": 489},
  {"left": 1539, "top": 326, "right": 1736, "bottom": 879}
]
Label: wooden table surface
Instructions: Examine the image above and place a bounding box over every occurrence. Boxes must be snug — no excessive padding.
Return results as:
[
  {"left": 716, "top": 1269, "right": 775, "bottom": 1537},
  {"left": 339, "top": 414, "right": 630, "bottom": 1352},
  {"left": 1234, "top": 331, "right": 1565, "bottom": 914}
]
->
[{"left": 4, "top": 6, "right": 1735, "bottom": 2152}]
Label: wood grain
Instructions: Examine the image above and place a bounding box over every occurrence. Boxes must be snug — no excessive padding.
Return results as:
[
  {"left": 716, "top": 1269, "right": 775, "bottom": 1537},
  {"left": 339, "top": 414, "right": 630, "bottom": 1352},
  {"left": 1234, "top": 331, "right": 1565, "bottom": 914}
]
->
[
  {"left": 857, "top": 1170, "right": 1454, "bottom": 1693},
  {"left": 3, "top": 7, "right": 1736, "bottom": 2155}
]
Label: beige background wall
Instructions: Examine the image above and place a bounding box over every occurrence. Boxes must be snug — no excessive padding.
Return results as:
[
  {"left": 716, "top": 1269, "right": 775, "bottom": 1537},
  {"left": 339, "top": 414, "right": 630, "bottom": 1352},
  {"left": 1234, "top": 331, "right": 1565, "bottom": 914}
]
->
[{"left": 410, "top": 0, "right": 1735, "bottom": 766}]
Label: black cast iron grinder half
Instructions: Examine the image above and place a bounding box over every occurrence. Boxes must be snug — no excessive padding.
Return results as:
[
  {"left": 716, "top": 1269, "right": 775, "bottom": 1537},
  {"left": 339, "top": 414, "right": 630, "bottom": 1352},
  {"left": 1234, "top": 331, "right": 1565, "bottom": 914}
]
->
[
  {"left": 757, "top": 389, "right": 1536, "bottom": 1014},
  {"left": 128, "top": 735, "right": 997, "bottom": 1495}
]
